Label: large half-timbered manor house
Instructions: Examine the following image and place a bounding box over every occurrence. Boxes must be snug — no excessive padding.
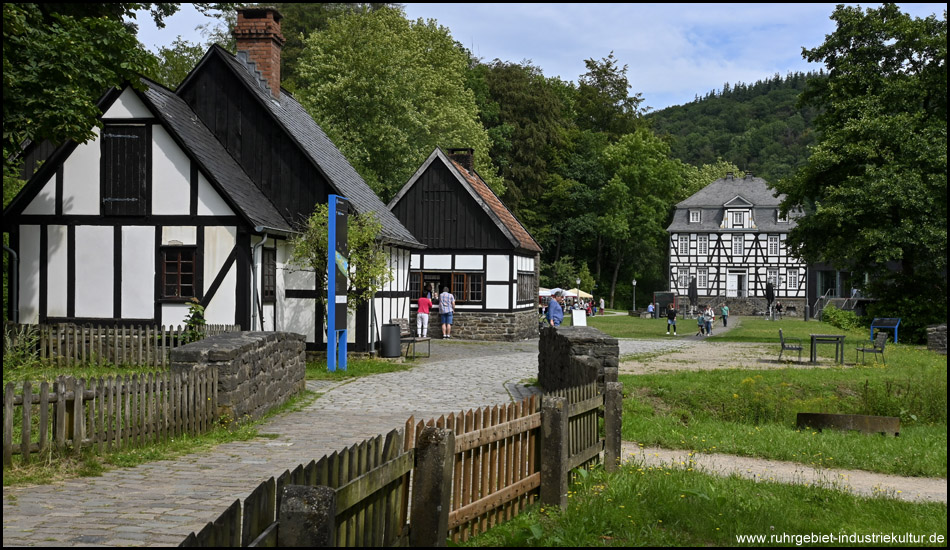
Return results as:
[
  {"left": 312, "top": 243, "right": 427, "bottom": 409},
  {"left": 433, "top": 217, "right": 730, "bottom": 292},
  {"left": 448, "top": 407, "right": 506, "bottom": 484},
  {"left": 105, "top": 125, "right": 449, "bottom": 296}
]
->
[
  {"left": 667, "top": 173, "right": 806, "bottom": 312},
  {"left": 3, "top": 8, "right": 423, "bottom": 351}
]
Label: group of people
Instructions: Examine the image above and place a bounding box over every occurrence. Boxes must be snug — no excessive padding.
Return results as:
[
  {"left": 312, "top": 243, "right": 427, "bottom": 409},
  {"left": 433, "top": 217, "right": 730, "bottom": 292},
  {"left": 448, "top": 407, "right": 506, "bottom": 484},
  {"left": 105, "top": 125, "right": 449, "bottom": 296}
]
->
[
  {"left": 416, "top": 284, "right": 456, "bottom": 339},
  {"left": 664, "top": 302, "right": 730, "bottom": 336},
  {"left": 540, "top": 294, "right": 606, "bottom": 328}
]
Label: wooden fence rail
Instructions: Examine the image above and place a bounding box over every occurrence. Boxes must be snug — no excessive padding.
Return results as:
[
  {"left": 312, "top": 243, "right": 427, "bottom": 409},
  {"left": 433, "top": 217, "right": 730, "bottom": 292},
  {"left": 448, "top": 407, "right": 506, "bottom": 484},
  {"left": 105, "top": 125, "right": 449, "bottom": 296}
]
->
[
  {"left": 3, "top": 323, "right": 239, "bottom": 369},
  {"left": 181, "top": 381, "right": 616, "bottom": 547},
  {"left": 3, "top": 369, "right": 218, "bottom": 465}
]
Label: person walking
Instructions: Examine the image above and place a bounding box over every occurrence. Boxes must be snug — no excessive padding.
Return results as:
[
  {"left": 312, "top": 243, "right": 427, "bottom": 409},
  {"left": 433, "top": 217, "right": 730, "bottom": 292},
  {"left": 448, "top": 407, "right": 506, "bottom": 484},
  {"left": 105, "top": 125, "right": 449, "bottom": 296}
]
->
[
  {"left": 439, "top": 286, "right": 456, "bottom": 339},
  {"left": 599, "top": 297, "right": 605, "bottom": 315},
  {"left": 546, "top": 290, "right": 564, "bottom": 327},
  {"left": 416, "top": 291, "right": 432, "bottom": 338},
  {"left": 666, "top": 303, "right": 678, "bottom": 336},
  {"left": 703, "top": 306, "right": 714, "bottom": 336},
  {"left": 720, "top": 304, "right": 729, "bottom": 327}
]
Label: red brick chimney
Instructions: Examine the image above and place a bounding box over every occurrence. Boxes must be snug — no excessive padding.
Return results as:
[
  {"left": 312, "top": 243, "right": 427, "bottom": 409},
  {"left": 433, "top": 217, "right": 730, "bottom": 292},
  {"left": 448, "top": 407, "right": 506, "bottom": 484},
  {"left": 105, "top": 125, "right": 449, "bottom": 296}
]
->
[
  {"left": 233, "top": 7, "right": 285, "bottom": 98},
  {"left": 447, "top": 148, "right": 475, "bottom": 173}
]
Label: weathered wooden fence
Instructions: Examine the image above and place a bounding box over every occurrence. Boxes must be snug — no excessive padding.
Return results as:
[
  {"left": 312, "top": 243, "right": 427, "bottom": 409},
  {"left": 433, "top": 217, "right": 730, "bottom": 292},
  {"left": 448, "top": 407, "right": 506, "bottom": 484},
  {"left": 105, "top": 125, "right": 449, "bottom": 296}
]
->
[
  {"left": 4, "top": 323, "right": 240, "bottom": 368},
  {"left": 181, "top": 381, "right": 621, "bottom": 547},
  {"left": 3, "top": 369, "right": 217, "bottom": 465}
]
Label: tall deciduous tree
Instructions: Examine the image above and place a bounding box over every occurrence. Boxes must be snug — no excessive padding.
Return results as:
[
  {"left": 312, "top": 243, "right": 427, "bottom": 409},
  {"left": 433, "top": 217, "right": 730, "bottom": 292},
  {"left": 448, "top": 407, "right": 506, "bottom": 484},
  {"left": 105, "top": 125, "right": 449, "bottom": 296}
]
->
[
  {"left": 774, "top": 4, "right": 947, "bottom": 340},
  {"left": 295, "top": 7, "right": 501, "bottom": 201}
]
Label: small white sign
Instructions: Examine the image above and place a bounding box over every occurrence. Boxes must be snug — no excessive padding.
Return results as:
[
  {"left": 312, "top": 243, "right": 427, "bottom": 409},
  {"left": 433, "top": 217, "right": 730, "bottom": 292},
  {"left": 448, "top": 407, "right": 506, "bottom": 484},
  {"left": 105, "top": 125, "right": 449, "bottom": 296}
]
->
[{"left": 572, "top": 309, "right": 587, "bottom": 327}]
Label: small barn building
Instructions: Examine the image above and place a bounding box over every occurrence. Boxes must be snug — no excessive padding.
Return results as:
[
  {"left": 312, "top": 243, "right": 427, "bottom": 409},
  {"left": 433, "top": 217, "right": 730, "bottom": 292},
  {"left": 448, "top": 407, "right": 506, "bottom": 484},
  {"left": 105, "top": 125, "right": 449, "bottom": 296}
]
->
[{"left": 388, "top": 148, "right": 541, "bottom": 340}]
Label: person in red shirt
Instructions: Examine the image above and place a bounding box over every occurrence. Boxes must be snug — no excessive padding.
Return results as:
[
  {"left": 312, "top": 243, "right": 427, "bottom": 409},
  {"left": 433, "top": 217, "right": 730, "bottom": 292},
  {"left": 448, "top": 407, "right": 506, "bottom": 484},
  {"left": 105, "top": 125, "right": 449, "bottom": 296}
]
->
[{"left": 416, "top": 291, "right": 432, "bottom": 338}]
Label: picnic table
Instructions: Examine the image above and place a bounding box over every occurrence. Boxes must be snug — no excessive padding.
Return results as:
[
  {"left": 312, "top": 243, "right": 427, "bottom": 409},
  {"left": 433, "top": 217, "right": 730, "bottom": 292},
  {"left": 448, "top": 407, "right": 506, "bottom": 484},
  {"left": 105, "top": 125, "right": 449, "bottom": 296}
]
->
[{"left": 810, "top": 334, "right": 845, "bottom": 364}]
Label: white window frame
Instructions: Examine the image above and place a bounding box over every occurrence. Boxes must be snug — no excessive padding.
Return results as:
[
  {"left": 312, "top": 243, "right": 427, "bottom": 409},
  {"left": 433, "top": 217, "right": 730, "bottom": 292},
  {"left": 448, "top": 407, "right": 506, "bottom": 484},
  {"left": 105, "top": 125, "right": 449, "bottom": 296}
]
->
[
  {"left": 697, "top": 235, "right": 708, "bottom": 256},
  {"left": 732, "top": 235, "right": 744, "bottom": 256},
  {"left": 777, "top": 210, "right": 788, "bottom": 223},
  {"left": 732, "top": 211, "right": 745, "bottom": 228},
  {"left": 788, "top": 270, "right": 799, "bottom": 290},
  {"left": 768, "top": 235, "right": 779, "bottom": 256},
  {"left": 689, "top": 210, "right": 700, "bottom": 223},
  {"left": 698, "top": 268, "right": 708, "bottom": 289},
  {"left": 678, "top": 235, "right": 689, "bottom": 254},
  {"left": 678, "top": 273, "right": 689, "bottom": 290},
  {"left": 768, "top": 268, "right": 779, "bottom": 288}
]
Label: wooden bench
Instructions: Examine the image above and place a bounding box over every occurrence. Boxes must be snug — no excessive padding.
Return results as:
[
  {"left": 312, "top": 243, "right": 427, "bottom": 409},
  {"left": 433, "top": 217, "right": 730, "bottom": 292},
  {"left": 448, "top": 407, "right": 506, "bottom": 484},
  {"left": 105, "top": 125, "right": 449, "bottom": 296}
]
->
[
  {"left": 390, "top": 318, "right": 430, "bottom": 359},
  {"left": 856, "top": 331, "right": 888, "bottom": 365},
  {"left": 778, "top": 329, "right": 803, "bottom": 362}
]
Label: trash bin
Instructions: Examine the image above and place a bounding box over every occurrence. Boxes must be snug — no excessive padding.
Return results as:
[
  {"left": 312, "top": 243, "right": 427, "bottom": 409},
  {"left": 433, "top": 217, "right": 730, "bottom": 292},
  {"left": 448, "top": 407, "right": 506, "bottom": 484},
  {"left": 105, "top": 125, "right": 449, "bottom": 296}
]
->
[{"left": 380, "top": 323, "right": 401, "bottom": 358}]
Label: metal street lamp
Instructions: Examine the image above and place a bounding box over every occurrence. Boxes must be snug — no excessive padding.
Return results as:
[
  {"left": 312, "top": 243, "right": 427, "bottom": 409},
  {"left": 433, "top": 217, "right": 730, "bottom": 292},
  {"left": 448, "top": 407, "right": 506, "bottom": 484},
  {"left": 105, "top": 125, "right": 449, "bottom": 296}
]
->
[{"left": 632, "top": 279, "right": 637, "bottom": 311}]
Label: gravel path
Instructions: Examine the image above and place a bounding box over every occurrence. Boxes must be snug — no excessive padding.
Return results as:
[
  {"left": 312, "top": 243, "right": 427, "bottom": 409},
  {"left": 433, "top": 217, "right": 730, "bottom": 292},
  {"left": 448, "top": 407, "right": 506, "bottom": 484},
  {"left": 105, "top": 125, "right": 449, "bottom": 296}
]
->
[{"left": 3, "top": 323, "right": 945, "bottom": 546}]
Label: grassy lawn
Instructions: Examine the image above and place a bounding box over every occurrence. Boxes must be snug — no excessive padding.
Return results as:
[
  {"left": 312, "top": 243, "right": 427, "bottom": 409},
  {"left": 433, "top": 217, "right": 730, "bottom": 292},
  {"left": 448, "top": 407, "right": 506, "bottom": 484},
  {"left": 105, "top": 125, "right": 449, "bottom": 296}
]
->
[
  {"left": 461, "top": 463, "right": 948, "bottom": 547},
  {"left": 612, "top": 318, "right": 947, "bottom": 477}
]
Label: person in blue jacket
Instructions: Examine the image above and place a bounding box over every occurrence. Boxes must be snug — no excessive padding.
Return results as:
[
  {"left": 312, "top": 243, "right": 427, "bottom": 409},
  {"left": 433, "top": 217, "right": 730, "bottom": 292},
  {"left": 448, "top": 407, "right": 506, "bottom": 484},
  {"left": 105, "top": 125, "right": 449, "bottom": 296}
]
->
[{"left": 547, "top": 290, "right": 564, "bottom": 327}]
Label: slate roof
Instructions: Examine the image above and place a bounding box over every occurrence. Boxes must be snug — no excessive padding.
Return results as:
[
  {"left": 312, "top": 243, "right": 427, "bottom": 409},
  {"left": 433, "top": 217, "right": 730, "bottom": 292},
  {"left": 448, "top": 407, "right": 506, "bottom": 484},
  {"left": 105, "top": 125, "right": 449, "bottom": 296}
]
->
[
  {"left": 389, "top": 148, "right": 541, "bottom": 254},
  {"left": 668, "top": 174, "right": 799, "bottom": 233},
  {"left": 216, "top": 47, "right": 422, "bottom": 248},
  {"left": 141, "top": 78, "right": 291, "bottom": 231}
]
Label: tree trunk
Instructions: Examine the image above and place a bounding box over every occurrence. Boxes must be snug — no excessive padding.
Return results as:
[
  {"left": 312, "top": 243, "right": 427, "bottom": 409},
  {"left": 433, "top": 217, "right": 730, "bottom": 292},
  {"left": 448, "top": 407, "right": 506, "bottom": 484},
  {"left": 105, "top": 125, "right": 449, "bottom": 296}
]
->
[
  {"left": 595, "top": 235, "right": 603, "bottom": 282},
  {"left": 609, "top": 249, "right": 625, "bottom": 309}
]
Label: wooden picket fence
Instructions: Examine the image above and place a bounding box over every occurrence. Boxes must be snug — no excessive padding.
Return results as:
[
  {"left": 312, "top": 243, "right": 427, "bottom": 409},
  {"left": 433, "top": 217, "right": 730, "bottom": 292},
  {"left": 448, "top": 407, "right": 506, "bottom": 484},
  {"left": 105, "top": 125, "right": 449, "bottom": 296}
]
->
[
  {"left": 4, "top": 323, "right": 239, "bottom": 368},
  {"left": 182, "top": 381, "right": 610, "bottom": 547},
  {"left": 3, "top": 369, "right": 217, "bottom": 465},
  {"left": 181, "top": 429, "right": 411, "bottom": 547},
  {"left": 407, "top": 395, "right": 541, "bottom": 543}
]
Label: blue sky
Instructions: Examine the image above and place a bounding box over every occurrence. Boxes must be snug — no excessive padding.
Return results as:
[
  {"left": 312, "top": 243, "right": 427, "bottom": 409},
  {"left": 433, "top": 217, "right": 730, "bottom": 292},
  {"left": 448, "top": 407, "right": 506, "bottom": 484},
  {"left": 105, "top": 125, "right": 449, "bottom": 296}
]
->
[{"left": 135, "top": 3, "right": 946, "bottom": 111}]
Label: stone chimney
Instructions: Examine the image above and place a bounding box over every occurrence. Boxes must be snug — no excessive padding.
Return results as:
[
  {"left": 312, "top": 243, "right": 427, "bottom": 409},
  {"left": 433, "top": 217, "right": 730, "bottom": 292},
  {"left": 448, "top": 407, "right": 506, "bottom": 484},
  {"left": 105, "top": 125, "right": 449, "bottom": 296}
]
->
[
  {"left": 447, "top": 148, "right": 475, "bottom": 173},
  {"left": 233, "top": 7, "right": 285, "bottom": 98}
]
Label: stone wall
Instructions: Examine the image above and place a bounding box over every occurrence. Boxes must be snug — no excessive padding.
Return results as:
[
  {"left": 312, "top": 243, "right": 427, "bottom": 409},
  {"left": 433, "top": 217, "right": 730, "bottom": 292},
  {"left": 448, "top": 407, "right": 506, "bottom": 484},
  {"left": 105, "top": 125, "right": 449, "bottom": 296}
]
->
[
  {"left": 171, "top": 331, "right": 306, "bottom": 422},
  {"left": 413, "top": 309, "right": 537, "bottom": 341},
  {"left": 537, "top": 326, "right": 618, "bottom": 392},
  {"left": 674, "top": 296, "right": 807, "bottom": 317},
  {"left": 927, "top": 324, "right": 947, "bottom": 355}
]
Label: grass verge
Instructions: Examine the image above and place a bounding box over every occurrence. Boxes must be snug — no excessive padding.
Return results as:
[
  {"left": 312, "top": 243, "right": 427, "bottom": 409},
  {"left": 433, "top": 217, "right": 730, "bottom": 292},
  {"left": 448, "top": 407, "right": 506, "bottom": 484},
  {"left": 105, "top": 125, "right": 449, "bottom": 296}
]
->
[
  {"left": 306, "top": 356, "right": 414, "bottom": 380},
  {"left": 459, "top": 463, "right": 948, "bottom": 547},
  {"left": 621, "top": 343, "right": 947, "bottom": 477}
]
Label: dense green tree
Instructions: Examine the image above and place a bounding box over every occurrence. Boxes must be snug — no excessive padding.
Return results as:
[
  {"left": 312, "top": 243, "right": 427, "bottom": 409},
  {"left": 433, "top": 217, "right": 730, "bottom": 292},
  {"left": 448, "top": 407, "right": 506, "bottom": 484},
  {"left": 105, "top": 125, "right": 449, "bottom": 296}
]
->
[
  {"left": 576, "top": 52, "right": 643, "bottom": 138},
  {"left": 600, "top": 128, "right": 690, "bottom": 307},
  {"left": 151, "top": 36, "right": 206, "bottom": 89},
  {"left": 774, "top": 4, "right": 947, "bottom": 341},
  {"left": 474, "top": 60, "right": 568, "bottom": 213},
  {"left": 295, "top": 7, "right": 501, "bottom": 200}
]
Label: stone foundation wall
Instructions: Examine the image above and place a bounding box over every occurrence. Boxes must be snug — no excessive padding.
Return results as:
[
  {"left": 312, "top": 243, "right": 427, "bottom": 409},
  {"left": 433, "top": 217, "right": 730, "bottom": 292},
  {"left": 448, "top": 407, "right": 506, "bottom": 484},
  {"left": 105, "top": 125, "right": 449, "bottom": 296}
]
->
[
  {"left": 537, "top": 326, "right": 619, "bottom": 392},
  {"left": 927, "top": 324, "right": 947, "bottom": 355},
  {"left": 171, "top": 331, "right": 306, "bottom": 421},
  {"left": 676, "top": 296, "right": 807, "bottom": 317},
  {"left": 413, "top": 309, "right": 537, "bottom": 341}
]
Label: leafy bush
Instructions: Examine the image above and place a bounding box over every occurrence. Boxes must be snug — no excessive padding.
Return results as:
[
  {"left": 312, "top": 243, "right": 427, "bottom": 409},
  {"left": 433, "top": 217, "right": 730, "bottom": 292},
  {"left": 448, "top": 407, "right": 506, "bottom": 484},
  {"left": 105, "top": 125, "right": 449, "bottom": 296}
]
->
[{"left": 821, "top": 304, "right": 863, "bottom": 331}]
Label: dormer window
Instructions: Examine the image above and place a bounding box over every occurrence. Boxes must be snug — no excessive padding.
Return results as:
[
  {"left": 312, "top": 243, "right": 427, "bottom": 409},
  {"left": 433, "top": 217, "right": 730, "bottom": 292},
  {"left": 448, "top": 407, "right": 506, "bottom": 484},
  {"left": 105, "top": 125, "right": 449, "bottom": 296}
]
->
[
  {"left": 777, "top": 210, "right": 788, "bottom": 223},
  {"left": 689, "top": 210, "right": 700, "bottom": 223},
  {"left": 732, "top": 211, "right": 745, "bottom": 228}
]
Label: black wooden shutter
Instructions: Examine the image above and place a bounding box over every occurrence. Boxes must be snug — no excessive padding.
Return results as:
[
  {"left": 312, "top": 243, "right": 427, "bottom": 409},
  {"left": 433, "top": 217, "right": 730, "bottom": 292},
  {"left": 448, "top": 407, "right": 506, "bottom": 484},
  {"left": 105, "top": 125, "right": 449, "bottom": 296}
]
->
[{"left": 102, "top": 125, "right": 148, "bottom": 216}]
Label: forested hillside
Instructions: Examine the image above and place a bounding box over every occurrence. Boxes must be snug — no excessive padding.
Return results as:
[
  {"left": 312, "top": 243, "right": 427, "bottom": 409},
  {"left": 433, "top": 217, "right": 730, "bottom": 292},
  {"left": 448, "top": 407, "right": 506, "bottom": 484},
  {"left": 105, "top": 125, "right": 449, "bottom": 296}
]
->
[{"left": 647, "top": 72, "right": 821, "bottom": 182}]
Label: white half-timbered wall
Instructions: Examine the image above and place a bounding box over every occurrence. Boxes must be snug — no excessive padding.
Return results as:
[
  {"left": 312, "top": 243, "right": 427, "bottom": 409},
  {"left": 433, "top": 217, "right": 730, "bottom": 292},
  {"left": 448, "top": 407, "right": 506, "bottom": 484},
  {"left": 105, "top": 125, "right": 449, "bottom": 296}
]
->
[
  {"left": 15, "top": 87, "right": 240, "bottom": 328},
  {"left": 408, "top": 252, "right": 536, "bottom": 313},
  {"left": 669, "top": 230, "right": 805, "bottom": 300}
]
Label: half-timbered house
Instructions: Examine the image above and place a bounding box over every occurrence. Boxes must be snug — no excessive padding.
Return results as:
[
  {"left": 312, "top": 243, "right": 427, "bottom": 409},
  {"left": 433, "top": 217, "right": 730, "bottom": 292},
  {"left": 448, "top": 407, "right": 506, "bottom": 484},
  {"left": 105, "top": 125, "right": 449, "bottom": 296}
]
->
[
  {"left": 388, "top": 148, "right": 541, "bottom": 340},
  {"left": 667, "top": 173, "right": 806, "bottom": 312},
  {"left": 3, "top": 8, "right": 422, "bottom": 351}
]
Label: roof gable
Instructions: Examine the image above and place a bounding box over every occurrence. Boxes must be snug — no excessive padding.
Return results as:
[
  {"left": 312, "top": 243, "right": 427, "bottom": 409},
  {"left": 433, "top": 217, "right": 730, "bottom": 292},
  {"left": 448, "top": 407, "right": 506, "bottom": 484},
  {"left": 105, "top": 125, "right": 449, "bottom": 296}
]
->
[
  {"left": 182, "top": 46, "right": 420, "bottom": 247},
  {"left": 723, "top": 195, "right": 753, "bottom": 207},
  {"left": 389, "top": 148, "right": 541, "bottom": 254}
]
